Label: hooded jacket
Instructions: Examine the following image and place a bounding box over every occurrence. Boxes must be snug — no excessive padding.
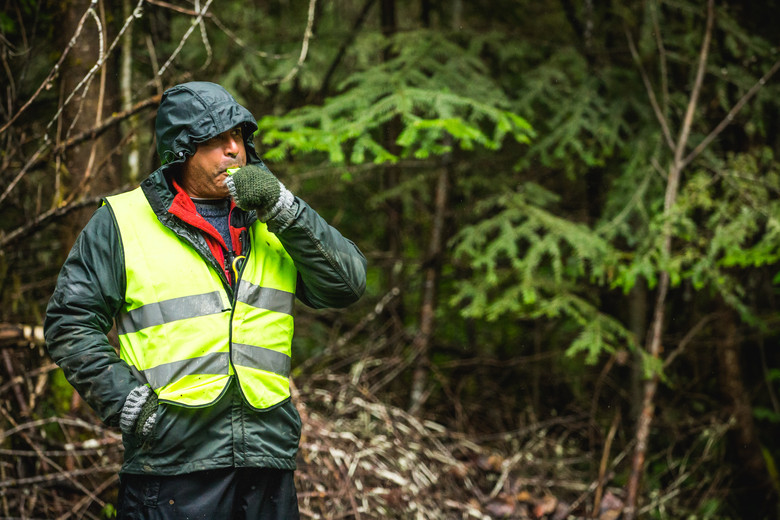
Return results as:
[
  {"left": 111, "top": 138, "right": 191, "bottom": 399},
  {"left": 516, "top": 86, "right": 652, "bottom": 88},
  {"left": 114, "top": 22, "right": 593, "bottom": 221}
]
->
[{"left": 44, "top": 82, "right": 367, "bottom": 475}]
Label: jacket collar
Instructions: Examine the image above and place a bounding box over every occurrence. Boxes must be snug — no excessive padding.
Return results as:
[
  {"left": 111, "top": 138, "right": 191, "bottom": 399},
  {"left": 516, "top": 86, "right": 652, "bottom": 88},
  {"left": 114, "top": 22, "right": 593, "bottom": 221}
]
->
[{"left": 140, "top": 168, "right": 255, "bottom": 254}]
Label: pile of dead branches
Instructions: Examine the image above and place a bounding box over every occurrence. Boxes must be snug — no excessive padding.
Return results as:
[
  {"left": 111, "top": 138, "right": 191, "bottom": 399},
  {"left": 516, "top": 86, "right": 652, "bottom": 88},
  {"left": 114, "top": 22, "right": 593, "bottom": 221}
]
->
[
  {"left": 0, "top": 321, "right": 681, "bottom": 519},
  {"left": 293, "top": 366, "right": 624, "bottom": 520},
  {"left": 0, "top": 324, "right": 124, "bottom": 519}
]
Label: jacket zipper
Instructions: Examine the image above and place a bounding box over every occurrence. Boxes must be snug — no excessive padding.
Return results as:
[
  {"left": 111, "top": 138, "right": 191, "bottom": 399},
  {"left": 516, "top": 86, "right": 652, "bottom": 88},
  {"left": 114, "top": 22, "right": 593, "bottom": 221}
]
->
[{"left": 227, "top": 229, "right": 250, "bottom": 377}]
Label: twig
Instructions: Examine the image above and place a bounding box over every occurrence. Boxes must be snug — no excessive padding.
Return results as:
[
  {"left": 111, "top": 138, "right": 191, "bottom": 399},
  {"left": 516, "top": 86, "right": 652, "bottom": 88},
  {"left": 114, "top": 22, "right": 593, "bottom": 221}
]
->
[
  {"left": 0, "top": 194, "right": 110, "bottom": 250},
  {"left": 0, "top": 323, "right": 45, "bottom": 346},
  {"left": 593, "top": 409, "right": 621, "bottom": 516},
  {"left": 409, "top": 161, "right": 450, "bottom": 415},
  {"left": 0, "top": 1, "right": 94, "bottom": 135},
  {"left": 207, "top": 16, "right": 289, "bottom": 60},
  {"left": 625, "top": 2, "right": 715, "bottom": 516},
  {"left": 0, "top": 416, "right": 120, "bottom": 442},
  {"left": 0, "top": 465, "right": 121, "bottom": 488},
  {"left": 682, "top": 57, "right": 780, "bottom": 169},
  {"left": 488, "top": 451, "right": 524, "bottom": 499},
  {"left": 145, "top": 35, "right": 165, "bottom": 94},
  {"left": 0, "top": 440, "right": 121, "bottom": 458},
  {"left": 46, "top": 0, "right": 144, "bottom": 135},
  {"left": 57, "top": 473, "right": 119, "bottom": 520},
  {"left": 297, "top": 287, "right": 400, "bottom": 372},
  {"left": 624, "top": 26, "right": 675, "bottom": 152},
  {"left": 64, "top": 5, "right": 107, "bottom": 206},
  {"left": 673, "top": 0, "right": 714, "bottom": 174},
  {"left": 157, "top": 0, "right": 214, "bottom": 77},
  {"left": 589, "top": 351, "right": 618, "bottom": 450},
  {"left": 663, "top": 313, "right": 718, "bottom": 369},
  {"left": 0, "top": 363, "right": 57, "bottom": 396},
  {"left": 0, "top": 142, "right": 48, "bottom": 206},
  {"left": 319, "top": 0, "right": 377, "bottom": 96},
  {"left": 1, "top": 348, "right": 28, "bottom": 416},
  {"left": 1, "top": 0, "right": 146, "bottom": 206},
  {"left": 195, "top": 0, "right": 213, "bottom": 70},
  {"left": 145, "top": 0, "right": 203, "bottom": 16},
  {"left": 649, "top": 2, "right": 669, "bottom": 121},
  {"left": 266, "top": 0, "right": 318, "bottom": 86},
  {"left": 53, "top": 95, "right": 161, "bottom": 155},
  {"left": 0, "top": 408, "right": 108, "bottom": 509}
]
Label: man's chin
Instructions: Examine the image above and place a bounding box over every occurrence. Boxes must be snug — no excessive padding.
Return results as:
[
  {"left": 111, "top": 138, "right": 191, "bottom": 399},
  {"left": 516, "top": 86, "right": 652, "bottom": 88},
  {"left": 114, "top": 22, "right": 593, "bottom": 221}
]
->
[
  {"left": 214, "top": 186, "right": 231, "bottom": 199},
  {"left": 215, "top": 173, "right": 229, "bottom": 186}
]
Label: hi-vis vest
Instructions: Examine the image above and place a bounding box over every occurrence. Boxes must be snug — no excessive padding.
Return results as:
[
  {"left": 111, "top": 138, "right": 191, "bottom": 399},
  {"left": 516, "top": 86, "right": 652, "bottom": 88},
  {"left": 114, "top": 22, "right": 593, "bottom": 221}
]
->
[{"left": 105, "top": 188, "right": 297, "bottom": 410}]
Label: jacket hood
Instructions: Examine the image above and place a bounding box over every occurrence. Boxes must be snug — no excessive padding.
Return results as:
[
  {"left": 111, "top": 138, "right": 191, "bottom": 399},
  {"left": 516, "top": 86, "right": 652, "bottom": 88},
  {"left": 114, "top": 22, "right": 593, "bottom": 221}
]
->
[{"left": 155, "top": 81, "right": 262, "bottom": 166}]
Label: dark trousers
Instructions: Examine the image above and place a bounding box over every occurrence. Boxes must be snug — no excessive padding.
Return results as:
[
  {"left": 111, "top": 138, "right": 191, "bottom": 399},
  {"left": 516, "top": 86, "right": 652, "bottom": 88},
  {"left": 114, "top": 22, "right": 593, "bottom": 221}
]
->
[{"left": 117, "top": 467, "right": 299, "bottom": 520}]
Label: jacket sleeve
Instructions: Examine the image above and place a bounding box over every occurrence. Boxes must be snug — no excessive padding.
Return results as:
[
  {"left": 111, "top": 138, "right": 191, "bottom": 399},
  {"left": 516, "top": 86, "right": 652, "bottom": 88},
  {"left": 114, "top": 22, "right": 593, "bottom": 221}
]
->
[
  {"left": 271, "top": 198, "right": 367, "bottom": 309},
  {"left": 44, "top": 205, "right": 139, "bottom": 427}
]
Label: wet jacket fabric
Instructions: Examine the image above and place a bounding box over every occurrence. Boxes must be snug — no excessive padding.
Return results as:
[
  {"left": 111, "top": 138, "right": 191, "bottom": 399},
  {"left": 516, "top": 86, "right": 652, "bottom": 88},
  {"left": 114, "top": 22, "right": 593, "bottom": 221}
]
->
[{"left": 44, "top": 82, "right": 367, "bottom": 475}]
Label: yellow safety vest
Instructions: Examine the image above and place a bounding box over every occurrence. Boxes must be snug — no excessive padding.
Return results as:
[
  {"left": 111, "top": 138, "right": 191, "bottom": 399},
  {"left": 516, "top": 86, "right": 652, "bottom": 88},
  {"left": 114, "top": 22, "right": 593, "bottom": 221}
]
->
[{"left": 105, "top": 188, "right": 297, "bottom": 410}]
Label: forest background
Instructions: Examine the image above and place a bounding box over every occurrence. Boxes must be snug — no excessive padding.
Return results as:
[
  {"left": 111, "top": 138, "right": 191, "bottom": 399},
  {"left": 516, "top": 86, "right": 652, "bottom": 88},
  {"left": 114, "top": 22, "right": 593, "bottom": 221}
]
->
[{"left": 1, "top": 0, "right": 779, "bottom": 518}]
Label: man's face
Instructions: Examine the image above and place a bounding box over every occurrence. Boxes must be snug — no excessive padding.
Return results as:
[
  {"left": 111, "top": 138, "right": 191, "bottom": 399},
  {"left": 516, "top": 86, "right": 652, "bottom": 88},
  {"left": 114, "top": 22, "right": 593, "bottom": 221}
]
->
[{"left": 180, "top": 127, "right": 246, "bottom": 198}]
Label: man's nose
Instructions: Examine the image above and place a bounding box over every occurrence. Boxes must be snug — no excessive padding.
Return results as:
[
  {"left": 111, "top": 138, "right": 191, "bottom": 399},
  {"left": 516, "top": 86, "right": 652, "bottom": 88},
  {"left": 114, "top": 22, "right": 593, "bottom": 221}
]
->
[{"left": 224, "top": 135, "right": 240, "bottom": 157}]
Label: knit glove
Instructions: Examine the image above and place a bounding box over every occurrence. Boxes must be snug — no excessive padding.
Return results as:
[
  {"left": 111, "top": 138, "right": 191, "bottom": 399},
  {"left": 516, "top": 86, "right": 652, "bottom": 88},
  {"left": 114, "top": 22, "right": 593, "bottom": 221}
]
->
[
  {"left": 120, "top": 385, "right": 158, "bottom": 438},
  {"left": 224, "top": 164, "right": 294, "bottom": 223}
]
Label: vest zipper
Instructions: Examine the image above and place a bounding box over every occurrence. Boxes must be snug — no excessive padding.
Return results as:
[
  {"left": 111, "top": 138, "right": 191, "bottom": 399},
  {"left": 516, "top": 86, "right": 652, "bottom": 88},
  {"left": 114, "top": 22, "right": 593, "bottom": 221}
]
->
[
  {"left": 228, "top": 232, "right": 250, "bottom": 379},
  {"left": 224, "top": 229, "right": 251, "bottom": 291},
  {"left": 225, "top": 249, "right": 236, "bottom": 288}
]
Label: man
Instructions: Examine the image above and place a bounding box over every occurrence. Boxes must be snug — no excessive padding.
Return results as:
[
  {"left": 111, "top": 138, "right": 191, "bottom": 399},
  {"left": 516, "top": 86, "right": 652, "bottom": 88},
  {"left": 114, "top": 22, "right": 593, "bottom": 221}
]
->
[{"left": 44, "top": 81, "right": 367, "bottom": 519}]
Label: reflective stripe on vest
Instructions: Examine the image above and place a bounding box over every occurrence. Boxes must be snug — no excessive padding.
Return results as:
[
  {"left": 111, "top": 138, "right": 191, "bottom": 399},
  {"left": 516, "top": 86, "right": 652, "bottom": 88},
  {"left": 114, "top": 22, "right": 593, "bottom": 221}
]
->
[{"left": 106, "top": 187, "right": 297, "bottom": 409}]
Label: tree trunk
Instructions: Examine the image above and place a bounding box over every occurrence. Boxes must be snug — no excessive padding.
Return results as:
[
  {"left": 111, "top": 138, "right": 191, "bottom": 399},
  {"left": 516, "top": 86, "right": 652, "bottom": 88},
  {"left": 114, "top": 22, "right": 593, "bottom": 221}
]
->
[
  {"left": 628, "top": 282, "right": 647, "bottom": 423},
  {"left": 379, "top": 0, "right": 406, "bottom": 334},
  {"left": 624, "top": 3, "right": 714, "bottom": 515},
  {"left": 408, "top": 164, "right": 449, "bottom": 414},
  {"left": 58, "top": 0, "right": 121, "bottom": 245},
  {"left": 715, "top": 308, "right": 778, "bottom": 517},
  {"left": 121, "top": 0, "right": 141, "bottom": 183},
  {"left": 407, "top": 0, "right": 458, "bottom": 414}
]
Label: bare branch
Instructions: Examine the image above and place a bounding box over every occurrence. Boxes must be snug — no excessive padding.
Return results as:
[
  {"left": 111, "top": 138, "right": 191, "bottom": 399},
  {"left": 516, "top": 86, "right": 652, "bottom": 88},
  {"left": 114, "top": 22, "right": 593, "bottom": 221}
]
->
[
  {"left": 625, "top": 2, "right": 715, "bottom": 517},
  {"left": 624, "top": 26, "right": 675, "bottom": 152},
  {"left": 195, "top": 0, "right": 213, "bottom": 70},
  {"left": 319, "top": 0, "right": 377, "bottom": 96},
  {"left": 0, "top": 95, "right": 157, "bottom": 208},
  {"left": 145, "top": 35, "right": 165, "bottom": 93},
  {"left": 265, "top": 0, "right": 318, "bottom": 86},
  {"left": 672, "top": 0, "right": 714, "bottom": 174},
  {"left": 58, "top": 474, "right": 120, "bottom": 520},
  {"left": 157, "top": 0, "right": 215, "bottom": 77},
  {"left": 66, "top": 4, "right": 108, "bottom": 206},
  {"left": 0, "top": 193, "right": 118, "bottom": 250},
  {"left": 145, "top": 0, "right": 202, "bottom": 16},
  {"left": 0, "top": 465, "right": 121, "bottom": 489},
  {"left": 0, "top": 2, "right": 94, "bottom": 135},
  {"left": 208, "top": 16, "right": 289, "bottom": 60},
  {"left": 650, "top": 1, "right": 669, "bottom": 117},
  {"left": 682, "top": 57, "right": 780, "bottom": 169},
  {"left": 1, "top": 349, "right": 28, "bottom": 416},
  {"left": 0, "top": 143, "right": 49, "bottom": 206},
  {"left": 663, "top": 313, "right": 719, "bottom": 369},
  {"left": 51, "top": 94, "right": 162, "bottom": 153},
  {"left": 47, "top": 0, "right": 145, "bottom": 135}
]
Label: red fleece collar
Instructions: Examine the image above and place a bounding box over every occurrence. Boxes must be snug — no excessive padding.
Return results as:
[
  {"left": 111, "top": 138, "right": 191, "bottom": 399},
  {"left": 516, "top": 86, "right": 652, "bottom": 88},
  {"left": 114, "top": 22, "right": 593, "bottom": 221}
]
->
[
  {"left": 167, "top": 181, "right": 246, "bottom": 283},
  {"left": 169, "top": 180, "right": 230, "bottom": 251}
]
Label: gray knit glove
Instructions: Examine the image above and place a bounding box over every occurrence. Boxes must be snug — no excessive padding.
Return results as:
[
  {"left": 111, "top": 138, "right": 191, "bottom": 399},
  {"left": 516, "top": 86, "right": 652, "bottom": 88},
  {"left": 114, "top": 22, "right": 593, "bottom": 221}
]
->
[
  {"left": 224, "top": 164, "right": 294, "bottom": 223},
  {"left": 120, "top": 385, "right": 158, "bottom": 438}
]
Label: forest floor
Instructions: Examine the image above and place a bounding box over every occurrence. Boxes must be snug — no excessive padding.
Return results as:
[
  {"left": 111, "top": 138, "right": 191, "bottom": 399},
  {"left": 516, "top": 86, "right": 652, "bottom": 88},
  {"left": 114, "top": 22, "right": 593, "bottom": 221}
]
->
[{"left": 0, "top": 325, "right": 726, "bottom": 519}]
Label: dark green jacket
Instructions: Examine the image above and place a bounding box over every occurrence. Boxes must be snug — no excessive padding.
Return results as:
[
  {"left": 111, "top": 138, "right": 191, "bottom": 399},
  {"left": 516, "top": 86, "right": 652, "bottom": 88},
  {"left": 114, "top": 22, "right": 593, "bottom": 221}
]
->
[{"left": 44, "top": 82, "right": 367, "bottom": 474}]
